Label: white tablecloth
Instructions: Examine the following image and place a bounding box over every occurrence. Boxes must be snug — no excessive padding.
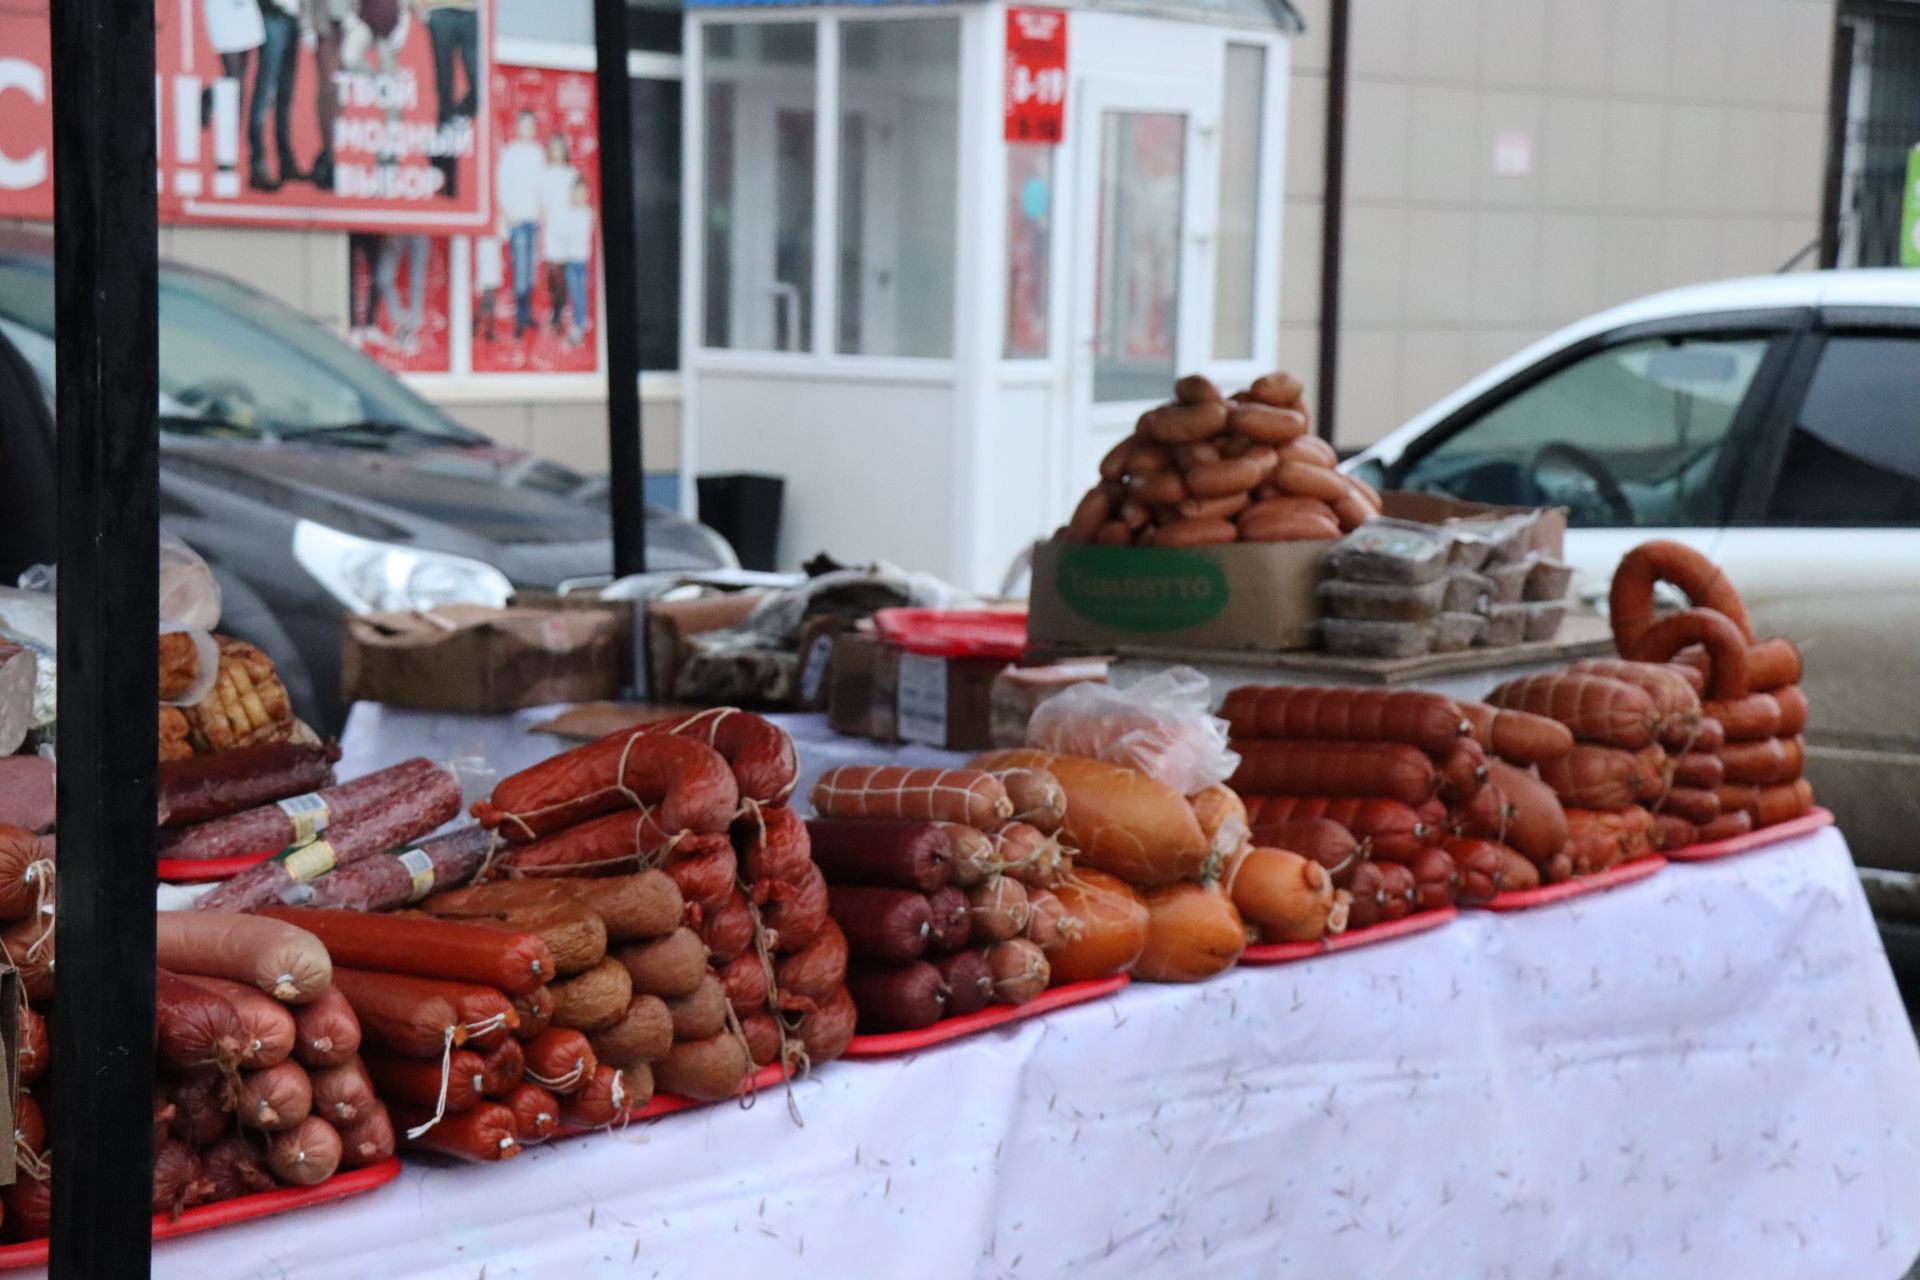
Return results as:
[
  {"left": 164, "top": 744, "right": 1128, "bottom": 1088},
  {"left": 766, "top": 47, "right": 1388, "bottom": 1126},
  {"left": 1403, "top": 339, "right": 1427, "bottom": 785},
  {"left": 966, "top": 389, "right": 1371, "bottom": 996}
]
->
[{"left": 133, "top": 766, "right": 1920, "bottom": 1280}]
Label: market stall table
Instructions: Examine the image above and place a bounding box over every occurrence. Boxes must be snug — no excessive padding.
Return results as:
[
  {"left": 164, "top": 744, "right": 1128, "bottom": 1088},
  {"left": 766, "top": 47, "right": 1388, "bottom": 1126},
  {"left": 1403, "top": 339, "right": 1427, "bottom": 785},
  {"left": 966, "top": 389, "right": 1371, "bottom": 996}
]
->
[{"left": 122, "top": 820, "right": 1920, "bottom": 1280}]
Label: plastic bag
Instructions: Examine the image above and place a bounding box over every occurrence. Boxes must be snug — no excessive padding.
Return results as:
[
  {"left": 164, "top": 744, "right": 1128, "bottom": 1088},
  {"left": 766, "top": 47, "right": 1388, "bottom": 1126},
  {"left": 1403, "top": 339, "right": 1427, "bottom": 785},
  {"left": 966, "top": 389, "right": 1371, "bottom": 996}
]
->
[{"left": 1026, "top": 666, "right": 1238, "bottom": 796}]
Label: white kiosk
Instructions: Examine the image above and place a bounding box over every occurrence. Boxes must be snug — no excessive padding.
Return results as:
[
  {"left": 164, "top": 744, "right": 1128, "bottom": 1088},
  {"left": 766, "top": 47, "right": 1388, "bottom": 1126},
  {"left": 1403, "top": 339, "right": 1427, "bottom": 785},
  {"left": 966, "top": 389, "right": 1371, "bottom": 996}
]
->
[{"left": 680, "top": 0, "right": 1300, "bottom": 591}]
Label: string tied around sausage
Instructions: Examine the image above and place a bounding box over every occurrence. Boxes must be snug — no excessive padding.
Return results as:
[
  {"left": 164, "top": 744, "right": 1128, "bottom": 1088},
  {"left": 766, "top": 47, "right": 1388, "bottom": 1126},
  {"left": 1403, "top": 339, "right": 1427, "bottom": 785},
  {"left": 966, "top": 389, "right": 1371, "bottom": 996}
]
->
[
  {"left": 462, "top": 1012, "right": 509, "bottom": 1042},
  {"left": 527, "top": 1053, "right": 589, "bottom": 1094},
  {"left": 15, "top": 1141, "right": 49, "bottom": 1184},
  {"left": 743, "top": 893, "right": 807, "bottom": 1127},
  {"left": 403, "top": 1026, "right": 458, "bottom": 1140},
  {"left": 23, "top": 860, "right": 53, "bottom": 966}
]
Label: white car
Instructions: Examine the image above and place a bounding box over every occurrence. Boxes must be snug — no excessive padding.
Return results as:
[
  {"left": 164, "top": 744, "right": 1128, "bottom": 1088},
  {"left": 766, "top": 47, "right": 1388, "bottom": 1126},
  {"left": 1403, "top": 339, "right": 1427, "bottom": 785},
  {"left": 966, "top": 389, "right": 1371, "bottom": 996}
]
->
[{"left": 1345, "top": 270, "right": 1920, "bottom": 906}]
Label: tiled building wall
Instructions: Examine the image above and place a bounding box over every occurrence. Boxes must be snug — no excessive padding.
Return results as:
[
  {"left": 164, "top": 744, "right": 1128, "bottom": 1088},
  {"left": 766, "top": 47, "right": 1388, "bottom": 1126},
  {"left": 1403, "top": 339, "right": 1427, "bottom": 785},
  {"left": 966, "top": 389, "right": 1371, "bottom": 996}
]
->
[{"left": 1283, "top": 0, "right": 1836, "bottom": 447}]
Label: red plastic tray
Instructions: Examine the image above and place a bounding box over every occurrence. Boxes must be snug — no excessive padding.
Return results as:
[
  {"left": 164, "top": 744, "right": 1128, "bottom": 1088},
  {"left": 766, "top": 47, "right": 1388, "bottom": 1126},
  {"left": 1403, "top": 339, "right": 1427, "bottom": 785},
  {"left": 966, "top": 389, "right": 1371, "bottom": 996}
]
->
[
  {"left": 1477, "top": 854, "right": 1667, "bottom": 912},
  {"left": 551, "top": 1062, "right": 791, "bottom": 1139},
  {"left": 842, "top": 973, "right": 1130, "bottom": 1057},
  {"left": 1665, "top": 807, "right": 1834, "bottom": 863},
  {"left": 871, "top": 608, "right": 1028, "bottom": 659},
  {"left": 158, "top": 851, "right": 275, "bottom": 883},
  {"left": 1240, "top": 905, "right": 1457, "bottom": 965},
  {"left": 0, "top": 1158, "right": 402, "bottom": 1269}
]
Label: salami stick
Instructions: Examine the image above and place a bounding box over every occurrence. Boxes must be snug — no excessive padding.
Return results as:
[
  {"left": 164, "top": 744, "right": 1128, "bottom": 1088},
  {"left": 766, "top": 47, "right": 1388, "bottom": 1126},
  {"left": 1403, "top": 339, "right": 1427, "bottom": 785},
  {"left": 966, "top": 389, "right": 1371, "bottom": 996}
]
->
[
  {"left": 160, "top": 757, "right": 446, "bottom": 862},
  {"left": 157, "top": 741, "right": 340, "bottom": 829},
  {"left": 195, "top": 771, "right": 463, "bottom": 912},
  {"left": 475, "top": 733, "right": 738, "bottom": 842},
  {"left": 1218, "top": 686, "right": 1469, "bottom": 754},
  {"left": 298, "top": 825, "right": 491, "bottom": 911}
]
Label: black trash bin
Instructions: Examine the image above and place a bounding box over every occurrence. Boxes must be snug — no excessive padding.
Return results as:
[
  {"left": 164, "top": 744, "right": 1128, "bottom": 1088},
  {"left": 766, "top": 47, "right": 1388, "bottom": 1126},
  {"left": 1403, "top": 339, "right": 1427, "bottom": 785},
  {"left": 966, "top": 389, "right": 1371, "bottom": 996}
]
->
[{"left": 697, "top": 472, "right": 786, "bottom": 571}]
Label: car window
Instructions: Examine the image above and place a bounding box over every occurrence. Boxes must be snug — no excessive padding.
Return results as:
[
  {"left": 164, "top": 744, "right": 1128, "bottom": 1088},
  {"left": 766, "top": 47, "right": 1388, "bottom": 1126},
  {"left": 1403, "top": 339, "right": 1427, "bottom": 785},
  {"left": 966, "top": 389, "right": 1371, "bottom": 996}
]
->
[
  {"left": 0, "top": 253, "right": 480, "bottom": 444},
  {"left": 1394, "top": 335, "right": 1770, "bottom": 528},
  {"left": 1763, "top": 334, "right": 1920, "bottom": 527}
]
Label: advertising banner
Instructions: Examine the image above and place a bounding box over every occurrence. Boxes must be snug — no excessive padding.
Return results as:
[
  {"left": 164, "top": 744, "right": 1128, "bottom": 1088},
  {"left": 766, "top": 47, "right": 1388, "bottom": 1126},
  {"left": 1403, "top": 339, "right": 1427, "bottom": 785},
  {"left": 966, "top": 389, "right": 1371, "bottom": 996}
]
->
[
  {"left": 0, "top": 0, "right": 494, "bottom": 233},
  {"left": 347, "top": 232, "right": 453, "bottom": 373},
  {"left": 470, "top": 63, "right": 600, "bottom": 374}
]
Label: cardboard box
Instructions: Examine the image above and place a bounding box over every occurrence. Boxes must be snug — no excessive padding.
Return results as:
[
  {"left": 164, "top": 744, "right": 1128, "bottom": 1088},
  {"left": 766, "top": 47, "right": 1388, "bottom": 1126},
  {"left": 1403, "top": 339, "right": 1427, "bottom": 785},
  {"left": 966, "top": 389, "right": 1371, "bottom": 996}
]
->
[
  {"left": 641, "top": 592, "right": 765, "bottom": 702},
  {"left": 826, "top": 632, "right": 1010, "bottom": 750},
  {"left": 509, "top": 592, "right": 636, "bottom": 689},
  {"left": 342, "top": 605, "right": 624, "bottom": 712},
  {"left": 1028, "top": 540, "right": 1328, "bottom": 653}
]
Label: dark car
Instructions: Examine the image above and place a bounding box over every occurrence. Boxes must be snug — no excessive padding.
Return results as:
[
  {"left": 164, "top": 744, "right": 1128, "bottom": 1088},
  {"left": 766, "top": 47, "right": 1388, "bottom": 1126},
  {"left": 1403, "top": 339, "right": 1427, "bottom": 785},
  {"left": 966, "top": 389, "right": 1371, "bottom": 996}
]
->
[{"left": 0, "top": 232, "right": 735, "bottom": 734}]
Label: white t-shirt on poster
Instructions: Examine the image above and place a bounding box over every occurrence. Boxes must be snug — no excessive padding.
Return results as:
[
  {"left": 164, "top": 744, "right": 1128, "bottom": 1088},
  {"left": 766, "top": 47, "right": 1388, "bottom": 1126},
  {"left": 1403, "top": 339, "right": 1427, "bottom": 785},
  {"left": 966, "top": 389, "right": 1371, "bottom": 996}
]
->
[
  {"left": 496, "top": 140, "right": 545, "bottom": 225},
  {"left": 547, "top": 204, "right": 594, "bottom": 265}
]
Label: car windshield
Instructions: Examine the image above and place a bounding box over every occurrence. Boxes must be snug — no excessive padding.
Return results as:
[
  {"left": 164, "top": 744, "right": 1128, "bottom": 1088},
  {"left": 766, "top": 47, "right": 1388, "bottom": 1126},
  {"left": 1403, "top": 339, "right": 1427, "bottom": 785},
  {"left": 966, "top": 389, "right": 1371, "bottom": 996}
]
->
[{"left": 0, "top": 252, "right": 481, "bottom": 446}]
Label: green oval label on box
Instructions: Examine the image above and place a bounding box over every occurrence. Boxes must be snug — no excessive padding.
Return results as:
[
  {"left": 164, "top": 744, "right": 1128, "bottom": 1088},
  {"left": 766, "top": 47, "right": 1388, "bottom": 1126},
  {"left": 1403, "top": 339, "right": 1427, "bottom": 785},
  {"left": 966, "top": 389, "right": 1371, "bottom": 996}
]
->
[{"left": 1055, "top": 545, "right": 1230, "bottom": 632}]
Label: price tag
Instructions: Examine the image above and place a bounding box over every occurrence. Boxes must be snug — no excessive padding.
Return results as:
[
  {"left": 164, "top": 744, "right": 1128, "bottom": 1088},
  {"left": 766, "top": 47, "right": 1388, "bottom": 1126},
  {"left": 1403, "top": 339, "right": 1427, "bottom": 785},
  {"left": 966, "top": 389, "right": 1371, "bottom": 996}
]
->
[
  {"left": 1005, "top": 9, "right": 1068, "bottom": 145},
  {"left": 397, "top": 847, "right": 437, "bottom": 902},
  {"left": 896, "top": 652, "right": 950, "bottom": 746},
  {"left": 277, "top": 841, "right": 338, "bottom": 884},
  {"left": 277, "top": 793, "right": 332, "bottom": 843},
  {"left": 798, "top": 634, "right": 835, "bottom": 705}
]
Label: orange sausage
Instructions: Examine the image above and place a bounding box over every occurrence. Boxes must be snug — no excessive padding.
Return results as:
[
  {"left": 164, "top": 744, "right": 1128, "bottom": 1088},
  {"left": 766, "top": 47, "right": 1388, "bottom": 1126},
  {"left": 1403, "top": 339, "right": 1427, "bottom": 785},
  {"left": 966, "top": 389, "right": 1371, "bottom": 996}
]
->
[
  {"left": 1098, "top": 436, "right": 1135, "bottom": 481},
  {"left": 1275, "top": 460, "right": 1346, "bottom": 502},
  {"left": 1274, "top": 436, "right": 1339, "bottom": 469},
  {"left": 1139, "top": 399, "right": 1230, "bottom": 443},
  {"left": 1703, "top": 692, "right": 1784, "bottom": 743},
  {"left": 1177, "top": 492, "right": 1250, "bottom": 521},
  {"left": 1720, "top": 736, "right": 1804, "bottom": 786},
  {"left": 1157, "top": 516, "right": 1239, "bottom": 547},
  {"left": 1127, "top": 470, "right": 1188, "bottom": 505},
  {"left": 1227, "top": 402, "right": 1309, "bottom": 444},
  {"left": 1229, "top": 740, "right": 1439, "bottom": 807},
  {"left": 1094, "top": 520, "right": 1132, "bottom": 546},
  {"left": 1127, "top": 442, "right": 1175, "bottom": 474},
  {"left": 1745, "top": 638, "right": 1803, "bottom": 692},
  {"left": 1672, "top": 752, "right": 1725, "bottom": 790},
  {"left": 1330, "top": 487, "right": 1373, "bottom": 532},
  {"left": 1239, "top": 508, "right": 1340, "bottom": 542},
  {"left": 1119, "top": 498, "right": 1151, "bottom": 530},
  {"left": 1174, "top": 373, "right": 1222, "bottom": 405},
  {"left": 1659, "top": 786, "right": 1722, "bottom": 826},
  {"left": 1775, "top": 685, "right": 1809, "bottom": 736},
  {"left": 1459, "top": 702, "right": 1577, "bottom": 766},
  {"left": 1066, "top": 486, "right": 1113, "bottom": 542},
  {"left": 1484, "top": 673, "right": 1658, "bottom": 750},
  {"left": 1246, "top": 372, "right": 1305, "bottom": 408},
  {"left": 1696, "top": 810, "right": 1753, "bottom": 843},
  {"left": 1185, "top": 453, "right": 1272, "bottom": 498}
]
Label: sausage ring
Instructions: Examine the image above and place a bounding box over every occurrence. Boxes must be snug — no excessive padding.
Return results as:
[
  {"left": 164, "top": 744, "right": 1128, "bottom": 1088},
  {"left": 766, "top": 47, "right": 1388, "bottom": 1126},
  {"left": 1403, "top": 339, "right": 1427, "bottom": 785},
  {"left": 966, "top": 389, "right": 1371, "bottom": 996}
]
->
[
  {"left": 1276, "top": 459, "right": 1347, "bottom": 503},
  {"left": 1745, "top": 637, "right": 1802, "bottom": 692},
  {"left": 1065, "top": 487, "right": 1112, "bottom": 542},
  {"left": 1227, "top": 403, "right": 1310, "bottom": 445},
  {"left": 1246, "top": 372, "right": 1305, "bottom": 409},
  {"left": 1139, "top": 400, "right": 1229, "bottom": 444},
  {"left": 1621, "top": 607, "right": 1751, "bottom": 701},
  {"left": 1174, "top": 374, "right": 1223, "bottom": 406},
  {"left": 1127, "top": 470, "right": 1188, "bottom": 505},
  {"left": 1177, "top": 492, "right": 1251, "bottom": 521},
  {"left": 1155, "top": 516, "right": 1239, "bottom": 547},
  {"left": 1609, "top": 540, "right": 1753, "bottom": 649}
]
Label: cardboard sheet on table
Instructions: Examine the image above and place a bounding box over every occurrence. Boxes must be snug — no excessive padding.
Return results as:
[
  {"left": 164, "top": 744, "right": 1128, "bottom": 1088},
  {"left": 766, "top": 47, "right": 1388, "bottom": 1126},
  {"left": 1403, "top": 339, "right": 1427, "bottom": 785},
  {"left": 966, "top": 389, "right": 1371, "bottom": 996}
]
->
[
  {"left": 1240, "top": 906, "right": 1457, "bottom": 965},
  {"left": 1477, "top": 854, "right": 1667, "bottom": 912},
  {"left": 843, "top": 974, "right": 1131, "bottom": 1057},
  {"left": 0, "top": 1158, "right": 401, "bottom": 1269},
  {"left": 551, "top": 1063, "right": 790, "bottom": 1139},
  {"left": 1665, "top": 807, "right": 1834, "bottom": 863},
  {"left": 159, "top": 851, "right": 275, "bottom": 883}
]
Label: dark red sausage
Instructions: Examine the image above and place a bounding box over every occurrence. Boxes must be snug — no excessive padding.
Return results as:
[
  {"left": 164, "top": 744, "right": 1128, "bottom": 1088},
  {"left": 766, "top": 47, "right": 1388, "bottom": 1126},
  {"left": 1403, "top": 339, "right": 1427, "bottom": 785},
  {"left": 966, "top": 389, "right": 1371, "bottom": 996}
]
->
[
  {"left": 474, "top": 733, "right": 739, "bottom": 842},
  {"left": 157, "top": 741, "right": 339, "bottom": 828}
]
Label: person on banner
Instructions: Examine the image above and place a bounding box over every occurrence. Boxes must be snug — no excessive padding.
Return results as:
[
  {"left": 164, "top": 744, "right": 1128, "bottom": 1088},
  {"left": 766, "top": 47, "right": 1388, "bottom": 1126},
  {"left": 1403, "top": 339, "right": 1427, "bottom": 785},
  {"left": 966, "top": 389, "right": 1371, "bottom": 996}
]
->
[
  {"left": 474, "top": 229, "right": 505, "bottom": 345},
  {"left": 299, "top": 0, "right": 353, "bottom": 190},
  {"left": 344, "top": 0, "right": 410, "bottom": 181},
  {"left": 201, "top": 0, "right": 265, "bottom": 189},
  {"left": 377, "top": 235, "right": 430, "bottom": 356},
  {"left": 497, "top": 110, "right": 546, "bottom": 341},
  {"left": 348, "top": 233, "right": 386, "bottom": 348},
  {"left": 414, "top": 0, "right": 479, "bottom": 199},
  {"left": 540, "top": 132, "right": 581, "bottom": 338},
  {"left": 550, "top": 176, "right": 595, "bottom": 347},
  {"left": 248, "top": 0, "right": 304, "bottom": 190}
]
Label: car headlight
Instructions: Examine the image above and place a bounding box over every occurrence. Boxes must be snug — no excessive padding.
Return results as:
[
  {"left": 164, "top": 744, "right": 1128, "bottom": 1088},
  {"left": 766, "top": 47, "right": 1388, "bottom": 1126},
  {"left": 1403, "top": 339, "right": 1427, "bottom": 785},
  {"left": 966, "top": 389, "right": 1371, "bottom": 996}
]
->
[{"left": 293, "top": 520, "right": 513, "bottom": 614}]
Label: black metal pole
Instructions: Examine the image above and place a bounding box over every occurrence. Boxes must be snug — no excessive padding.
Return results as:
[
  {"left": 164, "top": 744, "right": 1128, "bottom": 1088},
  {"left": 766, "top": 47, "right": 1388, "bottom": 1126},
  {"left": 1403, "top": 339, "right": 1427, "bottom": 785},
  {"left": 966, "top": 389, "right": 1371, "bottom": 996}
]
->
[
  {"left": 1314, "top": 0, "right": 1349, "bottom": 445},
  {"left": 1816, "top": 11, "right": 1854, "bottom": 270},
  {"left": 49, "top": 0, "right": 160, "bottom": 1273},
  {"left": 594, "top": 0, "right": 648, "bottom": 577}
]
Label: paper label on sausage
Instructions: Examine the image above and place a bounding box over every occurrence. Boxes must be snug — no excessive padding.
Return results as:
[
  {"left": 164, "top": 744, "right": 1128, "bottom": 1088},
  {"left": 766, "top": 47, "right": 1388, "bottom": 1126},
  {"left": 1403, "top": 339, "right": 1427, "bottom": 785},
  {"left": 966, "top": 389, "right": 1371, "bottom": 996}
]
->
[
  {"left": 896, "top": 652, "right": 950, "bottom": 747},
  {"left": 397, "top": 847, "right": 437, "bottom": 902},
  {"left": 277, "top": 793, "right": 332, "bottom": 843},
  {"left": 276, "top": 840, "right": 337, "bottom": 884},
  {"left": 798, "top": 634, "right": 834, "bottom": 704}
]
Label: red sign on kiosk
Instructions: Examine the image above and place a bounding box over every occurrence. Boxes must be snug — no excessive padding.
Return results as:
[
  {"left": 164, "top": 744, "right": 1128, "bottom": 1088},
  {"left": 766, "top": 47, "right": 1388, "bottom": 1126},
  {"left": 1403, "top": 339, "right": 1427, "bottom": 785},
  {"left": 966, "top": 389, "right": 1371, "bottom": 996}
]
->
[{"left": 1004, "top": 8, "right": 1067, "bottom": 144}]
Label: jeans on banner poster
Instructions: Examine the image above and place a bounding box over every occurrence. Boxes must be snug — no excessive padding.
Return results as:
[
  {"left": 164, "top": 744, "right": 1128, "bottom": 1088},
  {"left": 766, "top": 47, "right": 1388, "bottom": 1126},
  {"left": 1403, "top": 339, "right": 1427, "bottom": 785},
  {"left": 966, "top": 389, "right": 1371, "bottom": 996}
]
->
[{"left": 508, "top": 220, "right": 538, "bottom": 337}]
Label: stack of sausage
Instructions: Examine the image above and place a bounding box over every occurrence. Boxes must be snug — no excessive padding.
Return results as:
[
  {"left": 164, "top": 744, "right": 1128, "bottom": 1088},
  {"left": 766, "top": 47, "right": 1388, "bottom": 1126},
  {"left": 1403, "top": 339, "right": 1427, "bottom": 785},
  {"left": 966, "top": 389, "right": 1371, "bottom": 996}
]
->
[
  {"left": 968, "top": 750, "right": 1329, "bottom": 983},
  {"left": 471, "top": 710, "right": 853, "bottom": 1102},
  {"left": 247, "top": 907, "right": 562, "bottom": 1160},
  {"left": 1608, "top": 541, "right": 1814, "bottom": 836},
  {"left": 805, "top": 765, "right": 1074, "bottom": 1032},
  {"left": 1222, "top": 687, "right": 1513, "bottom": 923},
  {"left": 1482, "top": 665, "right": 1697, "bottom": 872},
  {"left": 182, "top": 757, "right": 466, "bottom": 907},
  {"left": 1061, "top": 371, "right": 1381, "bottom": 548},
  {"left": 3, "top": 910, "right": 387, "bottom": 1242},
  {"left": 1447, "top": 701, "right": 1576, "bottom": 887},
  {"left": 0, "top": 824, "right": 54, "bottom": 1005},
  {"left": 415, "top": 871, "right": 686, "bottom": 1123}
]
